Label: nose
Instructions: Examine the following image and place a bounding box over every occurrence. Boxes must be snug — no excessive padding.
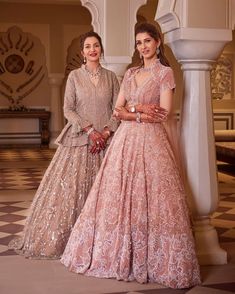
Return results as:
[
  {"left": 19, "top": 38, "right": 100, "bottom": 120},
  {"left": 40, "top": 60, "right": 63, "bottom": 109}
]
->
[{"left": 141, "top": 42, "right": 146, "bottom": 49}]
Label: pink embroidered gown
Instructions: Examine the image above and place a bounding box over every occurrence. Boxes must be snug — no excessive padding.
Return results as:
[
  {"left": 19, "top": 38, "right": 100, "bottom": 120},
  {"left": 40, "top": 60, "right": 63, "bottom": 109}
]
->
[{"left": 61, "top": 60, "right": 201, "bottom": 289}]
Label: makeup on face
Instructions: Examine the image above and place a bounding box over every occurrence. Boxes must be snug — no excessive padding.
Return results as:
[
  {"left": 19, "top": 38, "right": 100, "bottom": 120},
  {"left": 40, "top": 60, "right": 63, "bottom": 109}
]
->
[
  {"left": 82, "top": 37, "right": 101, "bottom": 62},
  {"left": 136, "top": 32, "right": 159, "bottom": 59}
]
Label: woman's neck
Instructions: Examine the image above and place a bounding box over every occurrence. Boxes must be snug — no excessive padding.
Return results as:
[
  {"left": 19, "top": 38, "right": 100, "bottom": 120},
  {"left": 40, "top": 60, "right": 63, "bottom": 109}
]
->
[
  {"left": 85, "top": 62, "right": 100, "bottom": 72},
  {"left": 143, "top": 56, "right": 158, "bottom": 68}
]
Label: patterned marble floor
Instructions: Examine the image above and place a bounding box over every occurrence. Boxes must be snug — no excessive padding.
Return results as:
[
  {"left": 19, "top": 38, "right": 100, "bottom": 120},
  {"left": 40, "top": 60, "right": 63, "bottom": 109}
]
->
[{"left": 0, "top": 148, "right": 235, "bottom": 293}]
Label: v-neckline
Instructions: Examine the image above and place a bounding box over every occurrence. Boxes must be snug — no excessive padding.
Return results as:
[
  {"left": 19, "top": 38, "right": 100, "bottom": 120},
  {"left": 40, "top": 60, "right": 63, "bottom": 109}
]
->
[
  {"left": 82, "top": 65, "right": 102, "bottom": 88},
  {"left": 134, "top": 71, "right": 152, "bottom": 89}
]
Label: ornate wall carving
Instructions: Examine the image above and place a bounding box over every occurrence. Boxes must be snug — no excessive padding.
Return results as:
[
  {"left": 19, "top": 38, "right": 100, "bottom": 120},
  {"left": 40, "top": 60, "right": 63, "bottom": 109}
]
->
[
  {"left": 211, "top": 55, "right": 233, "bottom": 100},
  {"left": 0, "top": 26, "right": 48, "bottom": 110}
]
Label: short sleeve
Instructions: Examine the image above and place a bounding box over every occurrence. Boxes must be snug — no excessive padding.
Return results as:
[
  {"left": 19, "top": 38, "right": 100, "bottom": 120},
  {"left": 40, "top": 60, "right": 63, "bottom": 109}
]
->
[
  {"left": 119, "top": 68, "right": 132, "bottom": 94},
  {"left": 160, "top": 67, "right": 176, "bottom": 94}
]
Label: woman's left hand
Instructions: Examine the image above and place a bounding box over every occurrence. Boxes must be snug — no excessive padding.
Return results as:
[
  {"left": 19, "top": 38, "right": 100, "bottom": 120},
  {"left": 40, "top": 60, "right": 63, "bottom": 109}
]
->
[{"left": 113, "top": 106, "right": 129, "bottom": 120}]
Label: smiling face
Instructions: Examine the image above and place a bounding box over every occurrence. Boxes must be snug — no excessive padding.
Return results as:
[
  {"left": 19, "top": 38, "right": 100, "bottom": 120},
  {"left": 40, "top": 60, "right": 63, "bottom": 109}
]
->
[
  {"left": 135, "top": 32, "right": 160, "bottom": 62},
  {"left": 81, "top": 36, "right": 102, "bottom": 63}
]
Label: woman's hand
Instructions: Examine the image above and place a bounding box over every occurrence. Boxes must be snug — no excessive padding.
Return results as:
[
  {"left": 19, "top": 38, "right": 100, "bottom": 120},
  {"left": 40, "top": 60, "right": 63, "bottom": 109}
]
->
[
  {"left": 88, "top": 130, "right": 106, "bottom": 155},
  {"left": 137, "top": 104, "right": 168, "bottom": 120},
  {"left": 125, "top": 103, "right": 168, "bottom": 121},
  {"left": 140, "top": 113, "right": 167, "bottom": 123},
  {"left": 113, "top": 106, "right": 129, "bottom": 121},
  {"left": 101, "top": 127, "right": 111, "bottom": 142}
]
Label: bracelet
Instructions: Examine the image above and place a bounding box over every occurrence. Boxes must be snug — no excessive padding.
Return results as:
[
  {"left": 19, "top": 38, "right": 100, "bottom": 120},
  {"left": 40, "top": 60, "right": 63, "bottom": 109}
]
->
[
  {"left": 86, "top": 127, "right": 95, "bottom": 136},
  {"left": 136, "top": 112, "right": 141, "bottom": 123}
]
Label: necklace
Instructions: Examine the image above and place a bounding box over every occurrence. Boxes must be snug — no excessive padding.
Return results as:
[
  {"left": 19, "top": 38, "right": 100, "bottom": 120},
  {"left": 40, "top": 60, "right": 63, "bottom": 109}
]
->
[
  {"left": 85, "top": 65, "right": 101, "bottom": 79},
  {"left": 140, "top": 66, "right": 152, "bottom": 72},
  {"left": 140, "top": 58, "right": 159, "bottom": 73}
]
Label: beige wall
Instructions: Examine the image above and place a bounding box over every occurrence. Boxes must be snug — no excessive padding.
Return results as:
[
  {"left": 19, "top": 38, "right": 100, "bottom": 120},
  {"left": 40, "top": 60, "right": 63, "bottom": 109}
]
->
[
  {"left": 187, "top": 0, "right": 228, "bottom": 29},
  {"left": 0, "top": 3, "right": 91, "bottom": 73},
  {"left": 0, "top": 2, "right": 91, "bottom": 110},
  {"left": 105, "top": 0, "right": 129, "bottom": 56}
]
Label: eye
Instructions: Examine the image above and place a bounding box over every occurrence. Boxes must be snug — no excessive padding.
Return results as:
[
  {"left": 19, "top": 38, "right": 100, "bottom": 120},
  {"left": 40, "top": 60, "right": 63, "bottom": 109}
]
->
[{"left": 136, "top": 41, "right": 141, "bottom": 46}]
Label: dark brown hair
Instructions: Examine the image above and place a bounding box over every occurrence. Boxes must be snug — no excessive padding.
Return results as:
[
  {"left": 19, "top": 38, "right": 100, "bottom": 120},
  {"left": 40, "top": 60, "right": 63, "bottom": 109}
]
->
[
  {"left": 80, "top": 31, "right": 104, "bottom": 55},
  {"left": 135, "top": 22, "right": 169, "bottom": 67}
]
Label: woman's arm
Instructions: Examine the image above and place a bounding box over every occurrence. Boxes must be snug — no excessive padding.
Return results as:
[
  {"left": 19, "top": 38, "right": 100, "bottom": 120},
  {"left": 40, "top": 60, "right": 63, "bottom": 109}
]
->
[
  {"left": 63, "top": 72, "right": 92, "bottom": 130},
  {"left": 114, "top": 88, "right": 174, "bottom": 123},
  {"left": 102, "top": 73, "right": 121, "bottom": 137}
]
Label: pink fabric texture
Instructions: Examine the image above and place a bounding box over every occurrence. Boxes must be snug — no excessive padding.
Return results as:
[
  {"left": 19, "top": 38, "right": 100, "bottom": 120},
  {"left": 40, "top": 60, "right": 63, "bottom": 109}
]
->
[{"left": 61, "top": 60, "right": 201, "bottom": 288}]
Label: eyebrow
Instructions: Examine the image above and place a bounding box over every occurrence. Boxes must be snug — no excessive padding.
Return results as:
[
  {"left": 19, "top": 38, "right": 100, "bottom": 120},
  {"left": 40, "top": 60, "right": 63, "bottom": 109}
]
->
[
  {"left": 136, "top": 37, "right": 152, "bottom": 42},
  {"left": 84, "top": 42, "right": 100, "bottom": 46}
]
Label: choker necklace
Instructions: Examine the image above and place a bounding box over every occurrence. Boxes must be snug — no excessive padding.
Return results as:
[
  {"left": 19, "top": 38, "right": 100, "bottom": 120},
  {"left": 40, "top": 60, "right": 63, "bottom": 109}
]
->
[
  {"left": 140, "top": 59, "right": 159, "bottom": 72},
  {"left": 85, "top": 65, "right": 101, "bottom": 79},
  {"left": 140, "top": 66, "right": 152, "bottom": 72}
]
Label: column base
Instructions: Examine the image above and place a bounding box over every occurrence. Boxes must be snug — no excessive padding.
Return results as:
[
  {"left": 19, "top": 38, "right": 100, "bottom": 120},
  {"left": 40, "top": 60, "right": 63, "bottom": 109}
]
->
[{"left": 194, "top": 218, "right": 227, "bottom": 265}]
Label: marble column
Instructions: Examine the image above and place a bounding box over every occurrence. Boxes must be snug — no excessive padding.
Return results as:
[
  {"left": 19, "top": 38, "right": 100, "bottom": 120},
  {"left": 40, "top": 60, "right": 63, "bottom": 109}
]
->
[
  {"left": 48, "top": 73, "right": 64, "bottom": 148},
  {"left": 180, "top": 60, "right": 227, "bottom": 265},
  {"left": 156, "top": 0, "right": 232, "bottom": 265}
]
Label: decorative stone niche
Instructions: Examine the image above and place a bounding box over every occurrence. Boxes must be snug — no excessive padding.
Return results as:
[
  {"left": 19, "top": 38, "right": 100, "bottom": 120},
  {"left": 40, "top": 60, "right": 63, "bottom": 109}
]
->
[{"left": 0, "top": 26, "right": 48, "bottom": 110}]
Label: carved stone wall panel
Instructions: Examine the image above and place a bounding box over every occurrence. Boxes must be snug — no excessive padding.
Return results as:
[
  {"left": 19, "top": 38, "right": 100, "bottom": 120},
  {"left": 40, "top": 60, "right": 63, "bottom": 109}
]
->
[
  {"left": 0, "top": 26, "right": 48, "bottom": 110},
  {"left": 211, "top": 54, "right": 233, "bottom": 100}
]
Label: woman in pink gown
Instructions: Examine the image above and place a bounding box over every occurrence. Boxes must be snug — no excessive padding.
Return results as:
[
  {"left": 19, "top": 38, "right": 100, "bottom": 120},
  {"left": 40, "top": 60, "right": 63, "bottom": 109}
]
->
[{"left": 61, "top": 23, "right": 201, "bottom": 289}]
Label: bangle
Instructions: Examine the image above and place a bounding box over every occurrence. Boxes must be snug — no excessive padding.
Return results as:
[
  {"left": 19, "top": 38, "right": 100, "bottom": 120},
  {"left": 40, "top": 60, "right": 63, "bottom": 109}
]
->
[
  {"left": 86, "top": 127, "right": 94, "bottom": 136},
  {"left": 136, "top": 112, "right": 141, "bottom": 123}
]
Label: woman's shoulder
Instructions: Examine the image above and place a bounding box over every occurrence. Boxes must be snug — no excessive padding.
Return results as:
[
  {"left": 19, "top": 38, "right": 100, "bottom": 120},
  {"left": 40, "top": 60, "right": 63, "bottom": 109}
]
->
[
  {"left": 102, "top": 67, "right": 115, "bottom": 76},
  {"left": 158, "top": 62, "right": 173, "bottom": 73},
  {"left": 67, "top": 67, "right": 83, "bottom": 80},
  {"left": 123, "top": 66, "right": 139, "bottom": 79}
]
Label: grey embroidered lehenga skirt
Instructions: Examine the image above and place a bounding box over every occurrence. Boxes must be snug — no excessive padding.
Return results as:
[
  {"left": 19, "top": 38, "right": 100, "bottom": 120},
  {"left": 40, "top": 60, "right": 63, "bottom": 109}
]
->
[{"left": 9, "top": 144, "right": 104, "bottom": 259}]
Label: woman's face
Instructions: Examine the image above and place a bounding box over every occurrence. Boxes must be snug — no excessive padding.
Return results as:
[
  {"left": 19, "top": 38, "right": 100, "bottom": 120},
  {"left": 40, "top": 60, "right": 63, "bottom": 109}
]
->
[
  {"left": 135, "top": 32, "right": 160, "bottom": 61},
  {"left": 82, "top": 36, "right": 102, "bottom": 63}
]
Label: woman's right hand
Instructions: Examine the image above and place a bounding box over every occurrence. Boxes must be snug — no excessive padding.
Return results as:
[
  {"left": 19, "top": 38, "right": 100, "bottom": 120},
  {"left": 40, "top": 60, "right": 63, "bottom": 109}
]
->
[{"left": 88, "top": 130, "right": 106, "bottom": 154}]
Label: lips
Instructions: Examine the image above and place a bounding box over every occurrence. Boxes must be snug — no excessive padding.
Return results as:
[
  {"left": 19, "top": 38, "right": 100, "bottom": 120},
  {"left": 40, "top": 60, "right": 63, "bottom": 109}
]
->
[
  {"left": 141, "top": 50, "right": 150, "bottom": 55},
  {"left": 90, "top": 53, "right": 97, "bottom": 57}
]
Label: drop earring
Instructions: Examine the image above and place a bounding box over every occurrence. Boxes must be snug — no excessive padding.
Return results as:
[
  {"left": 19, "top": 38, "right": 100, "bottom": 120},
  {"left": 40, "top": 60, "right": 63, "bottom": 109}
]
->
[
  {"left": 156, "top": 47, "right": 160, "bottom": 55},
  {"left": 83, "top": 57, "right": 87, "bottom": 64}
]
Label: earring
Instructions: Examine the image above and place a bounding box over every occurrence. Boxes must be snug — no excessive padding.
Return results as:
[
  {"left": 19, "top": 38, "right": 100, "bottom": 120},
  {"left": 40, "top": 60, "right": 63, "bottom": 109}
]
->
[
  {"left": 139, "top": 53, "right": 143, "bottom": 60},
  {"left": 156, "top": 47, "right": 160, "bottom": 55},
  {"left": 83, "top": 57, "right": 87, "bottom": 64}
]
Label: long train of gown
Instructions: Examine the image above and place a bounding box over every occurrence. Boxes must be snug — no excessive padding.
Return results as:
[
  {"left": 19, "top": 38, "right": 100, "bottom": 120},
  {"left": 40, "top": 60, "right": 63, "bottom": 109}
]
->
[
  {"left": 9, "top": 145, "right": 104, "bottom": 258},
  {"left": 61, "top": 121, "right": 201, "bottom": 288}
]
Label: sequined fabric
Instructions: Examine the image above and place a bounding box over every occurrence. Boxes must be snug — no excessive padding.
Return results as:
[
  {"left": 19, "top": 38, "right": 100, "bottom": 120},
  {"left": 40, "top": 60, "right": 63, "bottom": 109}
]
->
[
  {"left": 61, "top": 61, "right": 201, "bottom": 288},
  {"left": 9, "top": 66, "right": 119, "bottom": 259}
]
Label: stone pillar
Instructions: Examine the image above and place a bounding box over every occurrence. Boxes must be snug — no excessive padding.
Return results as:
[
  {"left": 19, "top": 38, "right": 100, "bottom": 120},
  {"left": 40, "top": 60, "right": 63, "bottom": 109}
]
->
[
  {"left": 180, "top": 59, "right": 227, "bottom": 265},
  {"left": 156, "top": 1, "right": 233, "bottom": 265},
  {"left": 48, "top": 73, "right": 64, "bottom": 148},
  {"left": 80, "top": 0, "right": 147, "bottom": 79}
]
